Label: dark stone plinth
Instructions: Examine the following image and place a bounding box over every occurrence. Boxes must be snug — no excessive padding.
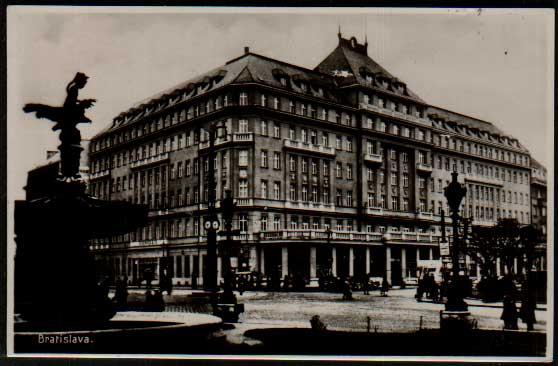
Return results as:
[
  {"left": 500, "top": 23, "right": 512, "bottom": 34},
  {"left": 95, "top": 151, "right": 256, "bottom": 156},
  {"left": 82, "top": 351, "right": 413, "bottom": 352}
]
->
[{"left": 14, "top": 180, "right": 148, "bottom": 325}]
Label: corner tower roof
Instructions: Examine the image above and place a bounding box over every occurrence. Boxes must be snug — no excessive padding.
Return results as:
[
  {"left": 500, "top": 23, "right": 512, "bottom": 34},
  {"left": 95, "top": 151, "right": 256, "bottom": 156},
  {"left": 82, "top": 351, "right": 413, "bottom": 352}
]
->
[{"left": 315, "top": 34, "right": 425, "bottom": 104}]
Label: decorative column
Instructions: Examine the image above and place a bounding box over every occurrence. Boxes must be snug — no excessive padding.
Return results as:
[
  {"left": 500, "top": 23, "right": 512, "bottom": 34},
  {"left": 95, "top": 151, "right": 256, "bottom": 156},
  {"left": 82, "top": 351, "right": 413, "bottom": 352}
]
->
[
  {"left": 260, "top": 248, "right": 266, "bottom": 275},
  {"left": 401, "top": 247, "right": 407, "bottom": 279},
  {"left": 385, "top": 246, "right": 392, "bottom": 283},
  {"left": 156, "top": 257, "right": 161, "bottom": 280},
  {"left": 281, "top": 247, "right": 289, "bottom": 278},
  {"left": 349, "top": 247, "right": 354, "bottom": 277},
  {"left": 496, "top": 257, "right": 501, "bottom": 276},
  {"left": 310, "top": 247, "right": 317, "bottom": 278},
  {"left": 198, "top": 254, "right": 204, "bottom": 285},
  {"left": 476, "top": 261, "right": 481, "bottom": 278},
  {"left": 513, "top": 257, "right": 518, "bottom": 275},
  {"left": 429, "top": 247, "right": 433, "bottom": 260},
  {"left": 249, "top": 246, "right": 258, "bottom": 272},
  {"left": 217, "top": 256, "right": 222, "bottom": 283},
  {"left": 189, "top": 255, "right": 194, "bottom": 278},
  {"left": 365, "top": 247, "right": 370, "bottom": 274},
  {"left": 332, "top": 247, "right": 337, "bottom": 277}
]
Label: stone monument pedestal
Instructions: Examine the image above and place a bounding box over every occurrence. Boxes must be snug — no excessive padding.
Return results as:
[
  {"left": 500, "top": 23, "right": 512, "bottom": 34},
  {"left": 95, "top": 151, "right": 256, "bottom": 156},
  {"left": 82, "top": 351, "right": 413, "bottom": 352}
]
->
[{"left": 15, "top": 180, "right": 147, "bottom": 325}]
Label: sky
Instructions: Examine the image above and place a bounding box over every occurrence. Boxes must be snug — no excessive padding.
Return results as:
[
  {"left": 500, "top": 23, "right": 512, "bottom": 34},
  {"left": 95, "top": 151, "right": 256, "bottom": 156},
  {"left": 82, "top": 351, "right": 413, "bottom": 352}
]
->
[{"left": 7, "top": 7, "right": 554, "bottom": 201}]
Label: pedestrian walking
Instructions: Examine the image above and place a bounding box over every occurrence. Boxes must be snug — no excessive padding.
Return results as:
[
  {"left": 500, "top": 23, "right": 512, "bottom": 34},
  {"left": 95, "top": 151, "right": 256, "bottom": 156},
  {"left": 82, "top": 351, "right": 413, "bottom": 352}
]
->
[
  {"left": 114, "top": 277, "right": 129, "bottom": 308},
  {"left": 380, "top": 277, "right": 389, "bottom": 297},
  {"left": 342, "top": 278, "right": 353, "bottom": 300},
  {"left": 363, "top": 274, "right": 370, "bottom": 295},
  {"left": 501, "top": 295, "right": 519, "bottom": 330}
]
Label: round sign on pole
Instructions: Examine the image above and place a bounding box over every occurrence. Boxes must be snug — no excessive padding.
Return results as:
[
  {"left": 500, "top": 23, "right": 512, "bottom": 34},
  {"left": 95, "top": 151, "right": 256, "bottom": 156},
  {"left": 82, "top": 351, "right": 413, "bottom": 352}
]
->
[
  {"left": 204, "top": 221, "right": 211, "bottom": 230},
  {"left": 212, "top": 221, "right": 220, "bottom": 230}
]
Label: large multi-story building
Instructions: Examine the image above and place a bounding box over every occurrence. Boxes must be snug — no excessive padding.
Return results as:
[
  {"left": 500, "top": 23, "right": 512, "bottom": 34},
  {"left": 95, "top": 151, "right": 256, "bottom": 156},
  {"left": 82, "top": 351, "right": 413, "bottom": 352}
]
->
[{"left": 87, "top": 34, "right": 536, "bottom": 287}]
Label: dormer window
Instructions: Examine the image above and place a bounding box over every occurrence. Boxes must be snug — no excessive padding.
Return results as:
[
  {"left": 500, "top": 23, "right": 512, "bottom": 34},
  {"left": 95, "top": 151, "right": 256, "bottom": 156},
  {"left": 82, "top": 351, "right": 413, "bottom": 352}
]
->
[
  {"left": 300, "top": 83, "right": 307, "bottom": 92},
  {"left": 365, "top": 74, "right": 373, "bottom": 84},
  {"left": 280, "top": 77, "right": 287, "bottom": 87},
  {"left": 261, "top": 94, "right": 267, "bottom": 107}
]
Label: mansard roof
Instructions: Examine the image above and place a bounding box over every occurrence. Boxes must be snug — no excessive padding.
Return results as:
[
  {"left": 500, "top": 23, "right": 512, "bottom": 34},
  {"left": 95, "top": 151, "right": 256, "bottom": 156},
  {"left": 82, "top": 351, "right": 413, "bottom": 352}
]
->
[
  {"left": 315, "top": 35, "right": 425, "bottom": 104},
  {"left": 101, "top": 51, "right": 343, "bottom": 133},
  {"left": 427, "top": 105, "right": 529, "bottom": 152},
  {"left": 95, "top": 36, "right": 531, "bottom": 157}
]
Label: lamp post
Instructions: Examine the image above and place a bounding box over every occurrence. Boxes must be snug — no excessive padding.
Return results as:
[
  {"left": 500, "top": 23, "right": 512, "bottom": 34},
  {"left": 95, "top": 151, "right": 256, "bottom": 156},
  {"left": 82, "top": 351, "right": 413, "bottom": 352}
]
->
[
  {"left": 203, "top": 121, "right": 226, "bottom": 293},
  {"left": 221, "top": 189, "right": 237, "bottom": 302},
  {"left": 443, "top": 171, "right": 468, "bottom": 312}
]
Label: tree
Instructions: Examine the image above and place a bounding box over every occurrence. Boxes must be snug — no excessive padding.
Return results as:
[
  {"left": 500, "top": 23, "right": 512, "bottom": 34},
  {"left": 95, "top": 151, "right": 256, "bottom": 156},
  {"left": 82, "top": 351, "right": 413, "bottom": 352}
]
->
[
  {"left": 520, "top": 225, "right": 538, "bottom": 274},
  {"left": 466, "top": 225, "right": 499, "bottom": 279},
  {"left": 494, "top": 218, "right": 521, "bottom": 276}
]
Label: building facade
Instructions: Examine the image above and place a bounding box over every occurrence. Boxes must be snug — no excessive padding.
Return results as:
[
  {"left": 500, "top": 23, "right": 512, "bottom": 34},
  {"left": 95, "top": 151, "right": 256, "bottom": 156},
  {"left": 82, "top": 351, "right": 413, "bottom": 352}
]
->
[
  {"left": 87, "top": 34, "right": 535, "bottom": 287},
  {"left": 530, "top": 159, "right": 547, "bottom": 271}
]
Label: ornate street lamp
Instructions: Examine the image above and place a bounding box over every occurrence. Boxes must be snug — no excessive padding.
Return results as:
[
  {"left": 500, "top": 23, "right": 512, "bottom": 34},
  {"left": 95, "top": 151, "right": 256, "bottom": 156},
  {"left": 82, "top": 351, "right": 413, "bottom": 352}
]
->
[{"left": 443, "top": 171, "right": 468, "bottom": 312}]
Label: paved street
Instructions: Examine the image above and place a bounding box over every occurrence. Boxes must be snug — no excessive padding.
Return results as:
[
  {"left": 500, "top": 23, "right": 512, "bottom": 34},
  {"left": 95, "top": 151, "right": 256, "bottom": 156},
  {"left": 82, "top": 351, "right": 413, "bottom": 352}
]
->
[
  {"left": 119, "top": 287, "right": 547, "bottom": 346},
  {"left": 223, "top": 288, "right": 546, "bottom": 344}
]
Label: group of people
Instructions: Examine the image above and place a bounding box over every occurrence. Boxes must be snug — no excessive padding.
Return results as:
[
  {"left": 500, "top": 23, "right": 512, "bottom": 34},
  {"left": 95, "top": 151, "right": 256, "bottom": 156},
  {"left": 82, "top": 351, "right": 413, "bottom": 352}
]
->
[
  {"left": 499, "top": 274, "right": 537, "bottom": 331},
  {"left": 415, "top": 274, "right": 443, "bottom": 302}
]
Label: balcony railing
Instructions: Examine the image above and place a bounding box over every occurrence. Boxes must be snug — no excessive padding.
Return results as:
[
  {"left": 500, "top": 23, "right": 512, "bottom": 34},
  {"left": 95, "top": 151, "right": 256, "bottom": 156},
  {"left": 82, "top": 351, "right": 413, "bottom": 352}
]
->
[
  {"left": 364, "top": 153, "right": 383, "bottom": 164},
  {"left": 233, "top": 132, "right": 254, "bottom": 142},
  {"left": 359, "top": 103, "right": 429, "bottom": 125},
  {"left": 366, "top": 206, "right": 384, "bottom": 216},
  {"left": 464, "top": 174, "right": 504, "bottom": 187},
  {"left": 90, "top": 170, "right": 110, "bottom": 179},
  {"left": 285, "top": 200, "right": 335, "bottom": 212},
  {"left": 130, "top": 152, "right": 169, "bottom": 169},
  {"left": 472, "top": 219, "right": 497, "bottom": 227},
  {"left": 258, "top": 229, "right": 439, "bottom": 244},
  {"left": 283, "top": 139, "right": 335, "bottom": 156},
  {"left": 416, "top": 162, "right": 433, "bottom": 173},
  {"left": 236, "top": 198, "right": 254, "bottom": 207},
  {"left": 129, "top": 239, "right": 168, "bottom": 248}
]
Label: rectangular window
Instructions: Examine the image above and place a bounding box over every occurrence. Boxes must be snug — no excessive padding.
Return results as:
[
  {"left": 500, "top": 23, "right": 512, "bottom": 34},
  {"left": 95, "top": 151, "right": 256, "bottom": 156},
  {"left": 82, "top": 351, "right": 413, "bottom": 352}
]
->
[
  {"left": 336, "top": 135, "right": 342, "bottom": 150},
  {"left": 301, "top": 159, "right": 308, "bottom": 173},
  {"left": 346, "top": 137, "right": 353, "bottom": 152},
  {"left": 346, "top": 191, "right": 353, "bottom": 206},
  {"left": 238, "top": 119, "right": 248, "bottom": 133},
  {"left": 239, "top": 214, "right": 248, "bottom": 232},
  {"left": 239, "top": 180, "right": 248, "bottom": 198},
  {"left": 336, "top": 163, "right": 342, "bottom": 178},
  {"left": 239, "top": 150, "right": 248, "bottom": 167},
  {"left": 239, "top": 92, "right": 248, "bottom": 106},
  {"left": 261, "top": 150, "right": 268, "bottom": 168},
  {"left": 289, "top": 127, "right": 296, "bottom": 140},
  {"left": 261, "top": 180, "right": 268, "bottom": 198},
  {"left": 273, "top": 123, "right": 280, "bottom": 138},
  {"left": 346, "top": 164, "right": 353, "bottom": 180},
  {"left": 391, "top": 196, "right": 399, "bottom": 210},
  {"left": 260, "top": 120, "right": 268, "bottom": 136},
  {"left": 273, "top": 152, "right": 280, "bottom": 169},
  {"left": 273, "top": 182, "right": 280, "bottom": 200}
]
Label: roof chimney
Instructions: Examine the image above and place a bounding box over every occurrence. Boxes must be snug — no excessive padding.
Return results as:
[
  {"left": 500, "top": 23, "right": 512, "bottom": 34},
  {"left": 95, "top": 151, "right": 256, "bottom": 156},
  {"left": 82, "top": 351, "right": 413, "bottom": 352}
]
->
[{"left": 244, "top": 46, "right": 250, "bottom": 54}]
